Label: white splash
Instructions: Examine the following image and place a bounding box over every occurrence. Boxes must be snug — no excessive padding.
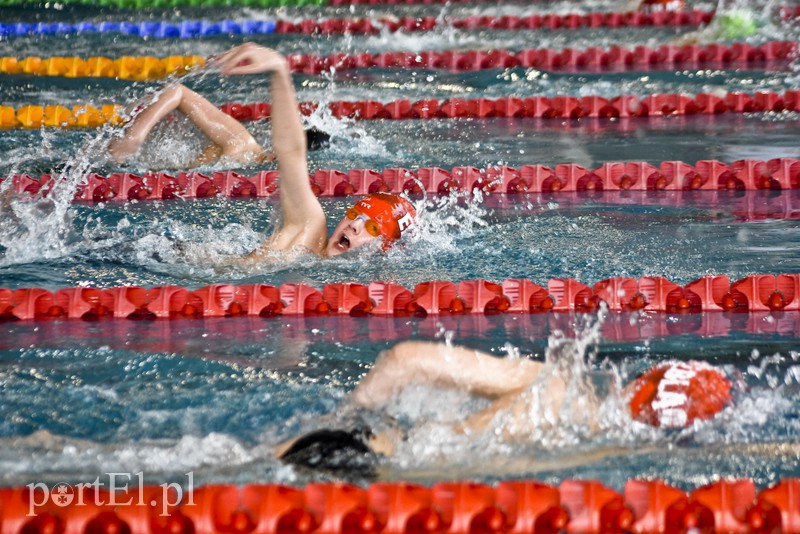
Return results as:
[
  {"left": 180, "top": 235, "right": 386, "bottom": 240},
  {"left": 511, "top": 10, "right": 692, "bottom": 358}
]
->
[
  {"left": 0, "top": 430, "right": 254, "bottom": 482},
  {"left": 0, "top": 67, "right": 221, "bottom": 267},
  {"left": 383, "top": 308, "right": 640, "bottom": 472}
]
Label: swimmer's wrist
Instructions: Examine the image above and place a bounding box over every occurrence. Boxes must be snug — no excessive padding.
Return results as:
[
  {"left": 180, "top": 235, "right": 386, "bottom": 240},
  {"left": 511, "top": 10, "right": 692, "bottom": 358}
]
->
[{"left": 270, "top": 58, "right": 291, "bottom": 77}]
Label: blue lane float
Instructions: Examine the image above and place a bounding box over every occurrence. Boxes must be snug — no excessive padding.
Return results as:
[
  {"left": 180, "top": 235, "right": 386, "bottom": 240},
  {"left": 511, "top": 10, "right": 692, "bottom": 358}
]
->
[{"left": 0, "top": 19, "right": 276, "bottom": 38}]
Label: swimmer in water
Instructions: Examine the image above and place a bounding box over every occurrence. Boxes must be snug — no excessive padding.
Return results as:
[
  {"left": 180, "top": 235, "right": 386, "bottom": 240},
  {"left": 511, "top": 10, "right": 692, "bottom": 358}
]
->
[
  {"left": 107, "top": 43, "right": 416, "bottom": 259},
  {"left": 276, "top": 340, "right": 733, "bottom": 476},
  {"left": 652, "top": 0, "right": 762, "bottom": 46}
]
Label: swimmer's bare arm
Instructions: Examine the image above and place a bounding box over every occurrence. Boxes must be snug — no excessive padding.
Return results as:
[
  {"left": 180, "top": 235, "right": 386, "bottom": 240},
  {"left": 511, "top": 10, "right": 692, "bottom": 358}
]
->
[
  {"left": 351, "top": 341, "right": 594, "bottom": 438},
  {"left": 108, "top": 84, "right": 263, "bottom": 165},
  {"left": 275, "top": 342, "right": 574, "bottom": 458},
  {"left": 216, "top": 44, "right": 327, "bottom": 257},
  {"left": 350, "top": 341, "right": 544, "bottom": 409},
  {"left": 275, "top": 342, "right": 542, "bottom": 458}
]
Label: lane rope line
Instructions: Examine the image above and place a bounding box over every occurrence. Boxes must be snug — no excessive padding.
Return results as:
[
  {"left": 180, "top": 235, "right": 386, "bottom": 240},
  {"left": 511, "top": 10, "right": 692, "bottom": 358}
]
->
[
  {"left": 4, "top": 89, "right": 798, "bottom": 128},
  {"left": 2, "top": 274, "right": 799, "bottom": 320},
  {"left": 0, "top": 0, "right": 499, "bottom": 8},
  {"left": 0, "top": 40, "right": 794, "bottom": 80},
  {"left": 1, "top": 480, "right": 797, "bottom": 533},
  {"left": 0, "top": 9, "right": 716, "bottom": 39},
  {"left": 4, "top": 158, "right": 799, "bottom": 202}
]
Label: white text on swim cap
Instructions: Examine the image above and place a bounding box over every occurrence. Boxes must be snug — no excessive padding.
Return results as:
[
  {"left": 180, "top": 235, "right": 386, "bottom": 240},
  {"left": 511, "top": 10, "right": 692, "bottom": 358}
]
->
[
  {"left": 651, "top": 364, "right": 698, "bottom": 428},
  {"left": 397, "top": 212, "right": 414, "bottom": 233}
]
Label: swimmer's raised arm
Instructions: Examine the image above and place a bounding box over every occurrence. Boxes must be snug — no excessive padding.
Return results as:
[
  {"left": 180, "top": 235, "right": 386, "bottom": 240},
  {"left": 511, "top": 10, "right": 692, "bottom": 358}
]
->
[
  {"left": 350, "top": 341, "right": 544, "bottom": 409},
  {"left": 217, "top": 44, "right": 327, "bottom": 256}
]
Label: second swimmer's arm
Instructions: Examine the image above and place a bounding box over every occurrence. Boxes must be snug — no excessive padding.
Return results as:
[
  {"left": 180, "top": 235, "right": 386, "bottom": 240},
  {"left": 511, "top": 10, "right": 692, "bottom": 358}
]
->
[
  {"left": 350, "top": 341, "right": 543, "bottom": 409},
  {"left": 108, "top": 84, "right": 262, "bottom": 166}
]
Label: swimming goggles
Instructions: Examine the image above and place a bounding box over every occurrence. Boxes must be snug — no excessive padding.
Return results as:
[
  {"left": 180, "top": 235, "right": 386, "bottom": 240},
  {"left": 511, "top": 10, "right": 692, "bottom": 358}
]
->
[{"left": 346, "top": 208, "right": 382, "bottom": 237}]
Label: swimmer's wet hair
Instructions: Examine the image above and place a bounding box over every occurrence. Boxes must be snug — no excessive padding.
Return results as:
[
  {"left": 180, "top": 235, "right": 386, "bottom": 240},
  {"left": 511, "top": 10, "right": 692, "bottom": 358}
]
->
[
  {"left": 305, "top": 128, "right": 331, "bottom": 151},
  {"left": 279, "top": 427, "right": 378, "bottom": 478}
]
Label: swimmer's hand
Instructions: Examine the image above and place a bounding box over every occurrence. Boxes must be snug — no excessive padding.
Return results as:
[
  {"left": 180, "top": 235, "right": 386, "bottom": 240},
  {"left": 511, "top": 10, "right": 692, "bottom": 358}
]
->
[{"left": 213, "top": 43, "right": 289, "bottom": 76}]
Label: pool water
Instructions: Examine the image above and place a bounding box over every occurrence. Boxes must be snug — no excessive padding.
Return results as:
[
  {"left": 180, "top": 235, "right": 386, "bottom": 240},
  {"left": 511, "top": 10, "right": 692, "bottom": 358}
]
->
[
  {"left": 0, "top": 313, "right": 798, "bottom": 488},
  {"left": 0, "top": 0, "right": 799, "bottom": 489}
]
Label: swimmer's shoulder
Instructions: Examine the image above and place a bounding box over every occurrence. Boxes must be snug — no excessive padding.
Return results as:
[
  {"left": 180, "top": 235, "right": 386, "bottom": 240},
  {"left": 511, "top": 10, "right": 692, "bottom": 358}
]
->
[
  {"left": 261, "top": 221, "right": 328, "bottom": 258},
  {"left": 245, "top": 242, "right": 322, "bottom": 263}
]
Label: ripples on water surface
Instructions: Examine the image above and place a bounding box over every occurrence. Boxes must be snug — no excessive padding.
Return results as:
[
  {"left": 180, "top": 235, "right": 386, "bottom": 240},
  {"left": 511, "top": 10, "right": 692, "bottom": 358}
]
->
[{"left": 0, "top": 0, "right": 799, "bottom": 487}]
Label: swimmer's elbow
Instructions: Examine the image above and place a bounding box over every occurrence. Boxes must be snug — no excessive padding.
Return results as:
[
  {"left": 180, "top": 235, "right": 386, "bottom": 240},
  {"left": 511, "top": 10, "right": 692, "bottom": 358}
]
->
[{"left": 375, "top": 344, "right": 413, "bottom": 377}]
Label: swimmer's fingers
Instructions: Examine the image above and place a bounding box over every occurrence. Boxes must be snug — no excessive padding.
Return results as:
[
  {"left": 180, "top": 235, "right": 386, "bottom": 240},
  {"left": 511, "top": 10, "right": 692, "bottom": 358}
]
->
[
  {"left": 221, "top": 62, "right": 268, "bottom": 76},
  {"left": 211, "top": 45, "right": 245, "bottom": 68},
  {"left": 221, "top": 55, "right": 286, "bottom": 76},
  {"left": 213, "top": 43, "right": 254, "bottom": 61},
  {"left": 209, "top": 45, "right": 249, "bottom": 74},
  {"left": 215, "top": 44, "right": 288, "bottom": 76}
]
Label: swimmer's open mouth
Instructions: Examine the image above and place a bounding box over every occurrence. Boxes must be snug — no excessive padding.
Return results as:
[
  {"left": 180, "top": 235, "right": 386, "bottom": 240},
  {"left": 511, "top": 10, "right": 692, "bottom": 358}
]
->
[{"left": 337, "top": 234, "right": 351, "bottom": 250}]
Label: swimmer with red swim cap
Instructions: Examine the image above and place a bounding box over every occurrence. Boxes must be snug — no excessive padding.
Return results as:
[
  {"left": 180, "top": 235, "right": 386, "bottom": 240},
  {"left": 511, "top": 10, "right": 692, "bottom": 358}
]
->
[
  {"left": 107, "top": 43, "right": 416, "bottom": 260},
  {"left": 328, "top": 193, "right": 417, "bottom": 254},
  {"left": 627, "top": 359, "right": 732, "bottom": 428},
  {"left": 276, "top": 341, "right": 733, "bottom": 475}
]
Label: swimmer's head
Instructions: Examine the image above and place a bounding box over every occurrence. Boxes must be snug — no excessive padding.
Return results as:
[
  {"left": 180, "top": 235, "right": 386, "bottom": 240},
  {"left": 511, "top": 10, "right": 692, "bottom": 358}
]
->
[
  {"left": 326, "top": 193, "right": 417, "bottom": 256},
  {"left": 305, "top": 127, "right": 331, "bottom": 151},
  {"left": 278, "top": 428, "right": 378, "bottom": 478},
  {"left": 253, "top": 128, "right": 330, "bottom": 164},
  {"left": 628, "top": 360, "right": 732, "bottom": 428},
  {"left": 717, "top": 9, "right": 757, "bottom": 39}
]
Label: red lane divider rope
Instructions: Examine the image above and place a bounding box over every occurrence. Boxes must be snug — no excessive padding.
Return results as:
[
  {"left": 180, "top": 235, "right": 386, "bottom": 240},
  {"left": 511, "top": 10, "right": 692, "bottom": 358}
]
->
[
  {"left": 1, "top": 479, "right": 799, "bottom": 533},
  {"left": 274, "top": 9, "right": 714, "bottom": 35},
  {"left": 220, "top": 89, "right": 800, "bottom": 122},
  {"left": 2, "top": 274, "right": 798, "bottom": 321},
  {"left": 280, "top": 6, "right": 800, "bottom": 32},
  {"left": 5, "top": 158, "right": 799, "bottom": 202},
  {"left": 10, "top": 89, "right": 799, "bottom": 129},
  {"left": 282, "top": 41, "right": 795, "bottom": 74}
]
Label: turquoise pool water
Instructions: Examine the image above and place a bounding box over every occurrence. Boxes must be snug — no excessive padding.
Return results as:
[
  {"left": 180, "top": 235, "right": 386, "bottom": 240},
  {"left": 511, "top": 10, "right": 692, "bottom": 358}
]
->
[{"left": 0, "top": 0, "right": 799, "bottom": 489}]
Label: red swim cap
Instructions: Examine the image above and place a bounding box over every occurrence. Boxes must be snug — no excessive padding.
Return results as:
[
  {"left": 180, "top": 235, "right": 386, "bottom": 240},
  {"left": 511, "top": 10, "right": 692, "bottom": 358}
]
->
[
  {"left": 351, "top": 193, "right": 416, "bottom": 243},
  {"left": 628, "top": 361, "right": 732, "bottom": 428}
]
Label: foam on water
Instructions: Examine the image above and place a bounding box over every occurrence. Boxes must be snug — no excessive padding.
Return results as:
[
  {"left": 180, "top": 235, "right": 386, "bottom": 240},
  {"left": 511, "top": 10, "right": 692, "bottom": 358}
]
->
[
  {"left": 0, "top": 135, "right": 111, "bottom": 266},
  {"left": 302, "top": 71, "right": 395, "bottom": 160},
  {"left": 0, "top": 431, "right": 256, "bottom": 483}
]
